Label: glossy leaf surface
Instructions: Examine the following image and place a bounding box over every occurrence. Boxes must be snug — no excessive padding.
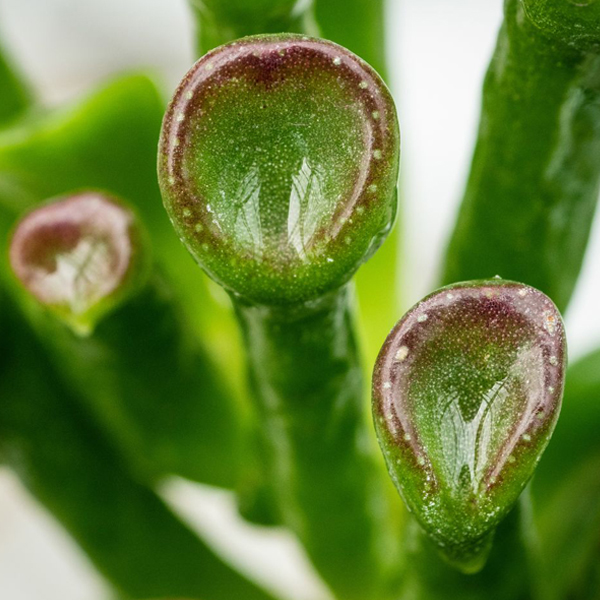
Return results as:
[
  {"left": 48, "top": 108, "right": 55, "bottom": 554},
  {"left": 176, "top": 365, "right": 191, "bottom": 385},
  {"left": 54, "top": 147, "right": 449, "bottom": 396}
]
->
[
  {"left": 159, "top": 34, "right": 399, "bottom": 305},
  {"left": 373, "top": 280, "right": 566, "bottom": 572}
]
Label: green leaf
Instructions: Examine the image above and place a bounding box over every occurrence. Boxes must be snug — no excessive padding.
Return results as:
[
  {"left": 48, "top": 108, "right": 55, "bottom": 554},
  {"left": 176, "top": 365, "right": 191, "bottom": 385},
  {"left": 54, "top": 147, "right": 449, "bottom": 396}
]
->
[
  {"left": 373, "top": 279, "right": 566, "bottom": 572},
  {"left": 0, "top": 293, "right": 276, "bottom": 600},
  {"left": 159, "top": 34, "right": 399, "bottom": 306},
  {"left": 9, "top": 191, "right": 149, "bottom": 335}
]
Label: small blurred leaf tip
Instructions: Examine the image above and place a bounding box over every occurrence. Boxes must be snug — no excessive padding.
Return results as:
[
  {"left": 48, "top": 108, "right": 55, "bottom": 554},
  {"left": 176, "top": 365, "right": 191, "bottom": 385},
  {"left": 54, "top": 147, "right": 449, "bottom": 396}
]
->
[{"left": 9, "top": 191, "right": 149, "bottom": 335}]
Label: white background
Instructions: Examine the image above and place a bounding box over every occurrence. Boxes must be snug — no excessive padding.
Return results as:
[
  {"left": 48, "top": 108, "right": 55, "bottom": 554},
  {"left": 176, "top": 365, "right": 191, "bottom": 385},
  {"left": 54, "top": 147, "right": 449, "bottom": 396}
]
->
[{"left": 0, "top": 0, "right": 599, "bottom": 598}]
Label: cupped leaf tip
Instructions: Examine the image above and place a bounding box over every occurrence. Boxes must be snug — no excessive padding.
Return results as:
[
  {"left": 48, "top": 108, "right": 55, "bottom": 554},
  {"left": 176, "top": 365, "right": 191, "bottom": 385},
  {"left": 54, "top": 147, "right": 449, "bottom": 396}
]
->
[
  {"left": 9, "top": 191, "right": 149, "bottom": 335},
  {"left": 158, "top": 33, "right": 399, "bottom": 306},
  {"left": 373, "top": 279, "right": 566, "bottom": 573}
]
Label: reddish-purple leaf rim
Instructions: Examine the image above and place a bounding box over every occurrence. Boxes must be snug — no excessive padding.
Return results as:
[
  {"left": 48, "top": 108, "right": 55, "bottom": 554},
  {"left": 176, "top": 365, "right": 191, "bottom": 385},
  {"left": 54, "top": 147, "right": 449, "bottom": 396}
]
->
[
  {"left": 9, "top": 191, "right": 148, "bottom": 335},
  {"left": 158, "top": 34, "right": 399, "bottom": 306},
  {"left": 373, "top": 279, "right": 567, "bottom": 572}
]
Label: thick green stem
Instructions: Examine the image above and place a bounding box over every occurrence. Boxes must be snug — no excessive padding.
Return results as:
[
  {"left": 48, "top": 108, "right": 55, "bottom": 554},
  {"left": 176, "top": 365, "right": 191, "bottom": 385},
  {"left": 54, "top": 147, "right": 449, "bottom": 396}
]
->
[
  {"left": 0, "top": 294, "right": 276, "bottom": 600},
  {"left": 430, "top": 0, "right": 600, "bottom": 594},
  {"left": 234, "top": 286, "right": 401, "bottom": 600},
  {"left": 190, "top": 0, "right": 317, "bottom": 56},
  {"left": 442, "top": 0, "right": 600, "bottom": 313}
]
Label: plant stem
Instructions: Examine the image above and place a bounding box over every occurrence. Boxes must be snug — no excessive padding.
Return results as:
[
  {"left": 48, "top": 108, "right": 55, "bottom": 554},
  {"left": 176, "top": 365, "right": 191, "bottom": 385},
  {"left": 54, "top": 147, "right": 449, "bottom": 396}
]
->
[
  {"left": 16, "top": 272, "right": 244, "bottom": 490},
  {"left": 0, "top": 293, "right": 277, "bottom": 600},
  {"left": 234, "top": 286, "right": 402, "bottom": 600},
  {"left": 189, "top": 0, "right": 317, "bottom": 56},
  {"left": 442, "top": 0, "right": 600, "bottom": 313},
  {"left": 0, "top": 74, "right": 238, "bottom": 361},
  {"left": 0, "top": 90, "right": 246, "bottom": 490}
]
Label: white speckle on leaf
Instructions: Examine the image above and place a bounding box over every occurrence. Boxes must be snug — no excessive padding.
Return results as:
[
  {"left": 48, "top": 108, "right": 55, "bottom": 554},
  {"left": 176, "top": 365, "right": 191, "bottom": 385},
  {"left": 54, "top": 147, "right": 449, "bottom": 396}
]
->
[{"left": 395, "top": 346, "right": 409, "bottom": 362}]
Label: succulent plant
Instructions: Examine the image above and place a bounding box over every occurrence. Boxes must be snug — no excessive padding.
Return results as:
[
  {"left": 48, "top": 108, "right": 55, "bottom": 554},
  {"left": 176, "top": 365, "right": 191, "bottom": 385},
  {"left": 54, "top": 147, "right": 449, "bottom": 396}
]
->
[
  {"left": 373, "top": 280, "right": 566, "bottom": 573},
  {"left": 1, "top": 1, "right": 600, "bottom": 600}
]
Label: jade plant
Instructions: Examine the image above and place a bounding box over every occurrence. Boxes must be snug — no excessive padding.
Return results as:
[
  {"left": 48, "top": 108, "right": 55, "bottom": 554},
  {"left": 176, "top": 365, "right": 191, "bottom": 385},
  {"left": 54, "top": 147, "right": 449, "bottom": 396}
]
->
[{"left": 0, "top": 1, "right": 600, "bottom": 600}]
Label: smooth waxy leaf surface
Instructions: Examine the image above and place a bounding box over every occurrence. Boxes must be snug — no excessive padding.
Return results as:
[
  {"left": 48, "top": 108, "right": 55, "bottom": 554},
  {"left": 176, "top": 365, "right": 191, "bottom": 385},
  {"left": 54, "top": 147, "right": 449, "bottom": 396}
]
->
[
  {"left": 10, "top": 191, "right": 148, "bottom": 334},
  {"left": 159, "top": 34, "right": 399, "bottom": 305},
  {"left": 373, "top": 280, "right": 566, "bottom": 572}
]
